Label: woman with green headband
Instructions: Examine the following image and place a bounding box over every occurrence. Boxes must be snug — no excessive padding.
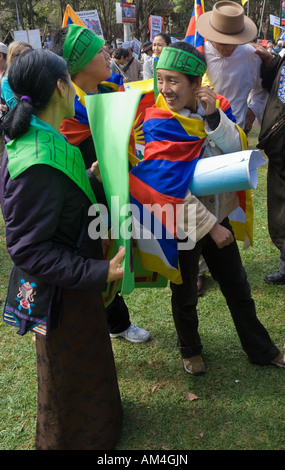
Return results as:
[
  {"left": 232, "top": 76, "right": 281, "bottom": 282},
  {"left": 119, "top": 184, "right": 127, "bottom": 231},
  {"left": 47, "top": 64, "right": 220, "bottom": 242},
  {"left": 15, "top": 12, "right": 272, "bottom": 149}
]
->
[
  {"left": 132, "top": 41, "right": 284, "bottom": 375},
  {"left": 0, "top": 49, "right": 125, "bottom": 449}
]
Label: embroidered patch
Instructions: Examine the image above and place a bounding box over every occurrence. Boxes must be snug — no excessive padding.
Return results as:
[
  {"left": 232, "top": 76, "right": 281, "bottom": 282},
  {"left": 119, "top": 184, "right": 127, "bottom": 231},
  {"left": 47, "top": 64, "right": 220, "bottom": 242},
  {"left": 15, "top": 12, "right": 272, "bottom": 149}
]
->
[{"left": 15, "top": 279, "right": 37, "bottom": 315}]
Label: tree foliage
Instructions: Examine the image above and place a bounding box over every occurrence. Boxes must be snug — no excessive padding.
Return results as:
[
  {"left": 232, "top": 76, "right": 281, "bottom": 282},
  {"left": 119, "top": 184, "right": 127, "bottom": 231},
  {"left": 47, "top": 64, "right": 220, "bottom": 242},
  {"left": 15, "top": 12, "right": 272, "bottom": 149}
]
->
[{"left": 0, "top": 0, "right": 282, "bottom": 44}]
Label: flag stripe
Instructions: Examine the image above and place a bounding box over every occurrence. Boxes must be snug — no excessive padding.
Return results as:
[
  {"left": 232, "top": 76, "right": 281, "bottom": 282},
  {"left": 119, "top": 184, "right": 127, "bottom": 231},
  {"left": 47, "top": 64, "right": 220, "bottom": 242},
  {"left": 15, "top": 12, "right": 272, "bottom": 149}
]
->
[
  {"left": 184, "top": 0, "right": 205, "bottom": 53},
  {"left": 131, "top": 198, "right": 179, "bottom": 268},
  {"left": 130, "top": 158, "right": 198, "bottom": 199}
]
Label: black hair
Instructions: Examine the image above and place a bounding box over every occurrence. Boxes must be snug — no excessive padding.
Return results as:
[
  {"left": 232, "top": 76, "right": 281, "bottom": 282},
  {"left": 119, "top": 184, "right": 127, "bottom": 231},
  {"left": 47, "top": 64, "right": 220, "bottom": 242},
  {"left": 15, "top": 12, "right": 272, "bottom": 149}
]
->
[
  {"left": 50, "top": 27, "right": 69, "bottom": 59},
  {"left": 2, "top": 48, "right": 70, "bottom": 140},
  {"left": 153, "top": 32, "right": 171, "bottom": 46},
  {"left": 166, "top": 41, "right": 206, "bottom": 83},
  {"left": 114, "top": 47, "right": 129, "bottom": 59}
]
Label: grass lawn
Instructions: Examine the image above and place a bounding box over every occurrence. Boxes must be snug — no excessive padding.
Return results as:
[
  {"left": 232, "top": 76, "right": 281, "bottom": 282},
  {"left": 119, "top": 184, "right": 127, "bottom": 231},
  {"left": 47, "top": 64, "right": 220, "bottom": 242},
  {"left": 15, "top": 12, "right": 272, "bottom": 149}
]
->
[{"left": 0, "top": 126, "right": 284, "bottom": 451}]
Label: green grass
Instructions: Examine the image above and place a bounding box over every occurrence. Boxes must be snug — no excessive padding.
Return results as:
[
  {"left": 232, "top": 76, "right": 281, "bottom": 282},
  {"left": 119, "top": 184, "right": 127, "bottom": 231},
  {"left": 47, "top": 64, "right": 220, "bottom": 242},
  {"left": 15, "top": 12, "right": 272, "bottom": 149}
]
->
[{"left": 1, "top": 126, "right": 285, "bottom": 450}]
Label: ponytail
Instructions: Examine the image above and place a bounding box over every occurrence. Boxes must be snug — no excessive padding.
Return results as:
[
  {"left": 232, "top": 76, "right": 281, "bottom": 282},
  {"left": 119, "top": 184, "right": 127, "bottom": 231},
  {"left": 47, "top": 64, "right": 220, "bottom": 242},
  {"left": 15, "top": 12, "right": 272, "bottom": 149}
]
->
[{"left": 2, "top": 97, "right": 33, "bottom": 140}]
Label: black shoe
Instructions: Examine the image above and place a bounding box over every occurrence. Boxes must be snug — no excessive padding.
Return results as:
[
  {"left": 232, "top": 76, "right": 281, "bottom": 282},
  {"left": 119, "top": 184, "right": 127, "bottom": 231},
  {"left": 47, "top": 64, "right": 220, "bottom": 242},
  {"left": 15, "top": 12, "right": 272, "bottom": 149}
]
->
[{"left": 264, "top": 271, "right": 285, "bottom": 285}]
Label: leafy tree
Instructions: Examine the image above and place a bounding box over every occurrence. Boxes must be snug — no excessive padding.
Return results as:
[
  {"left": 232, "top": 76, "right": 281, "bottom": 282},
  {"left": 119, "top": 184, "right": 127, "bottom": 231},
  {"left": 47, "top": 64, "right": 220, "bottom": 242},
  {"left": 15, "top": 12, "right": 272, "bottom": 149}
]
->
[{"left": 0, "top": 0, "right": 282, "bottom": 46}]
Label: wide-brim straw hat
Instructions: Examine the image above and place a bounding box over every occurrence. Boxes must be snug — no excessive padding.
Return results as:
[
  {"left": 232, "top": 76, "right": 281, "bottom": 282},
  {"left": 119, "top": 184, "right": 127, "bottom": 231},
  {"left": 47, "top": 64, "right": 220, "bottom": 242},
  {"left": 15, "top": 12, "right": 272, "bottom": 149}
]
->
[{"left": 196, "top": 1, "right": 257, "bottom": 45}]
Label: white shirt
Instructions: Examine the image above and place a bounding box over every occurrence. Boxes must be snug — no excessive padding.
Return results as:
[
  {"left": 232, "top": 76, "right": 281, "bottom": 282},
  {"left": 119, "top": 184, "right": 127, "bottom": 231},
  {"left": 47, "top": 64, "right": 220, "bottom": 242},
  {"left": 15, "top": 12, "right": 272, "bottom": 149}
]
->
[
  {"left": 143, "top": 56, "right": 155, "bottom": 80},
  {"left": 204, "top": 41, "right": 268, "bottom": 129}
]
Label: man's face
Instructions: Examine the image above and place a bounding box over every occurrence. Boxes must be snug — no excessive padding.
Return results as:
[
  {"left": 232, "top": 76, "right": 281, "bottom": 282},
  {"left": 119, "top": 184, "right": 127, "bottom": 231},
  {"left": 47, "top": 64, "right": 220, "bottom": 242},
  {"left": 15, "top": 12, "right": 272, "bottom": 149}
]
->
[
  {"left": 211, "top": 42, "right": 238, "bottom": 57},
  {"left": 83, "top": 47, "right": 112, "bottom": 83}
]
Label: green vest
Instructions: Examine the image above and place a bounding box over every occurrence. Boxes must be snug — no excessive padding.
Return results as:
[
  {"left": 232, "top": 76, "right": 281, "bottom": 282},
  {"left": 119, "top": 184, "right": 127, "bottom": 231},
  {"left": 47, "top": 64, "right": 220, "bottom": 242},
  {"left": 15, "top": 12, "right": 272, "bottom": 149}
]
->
[{"left": 6, "top": 115, "right": 97, "bottom": 205}]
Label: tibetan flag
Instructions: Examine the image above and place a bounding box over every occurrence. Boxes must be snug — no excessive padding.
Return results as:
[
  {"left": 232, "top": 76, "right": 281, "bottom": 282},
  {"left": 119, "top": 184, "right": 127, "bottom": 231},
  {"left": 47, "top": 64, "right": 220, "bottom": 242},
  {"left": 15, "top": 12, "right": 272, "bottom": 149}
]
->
[
  {"left": 124, "top": 79, "right": 155, "bottom": 166},
  {"left": 184, "top": 0, "right": 205, "bottom": 53},
  {"left": 100, "top": 74, "right": 125, "bottom": 92},
  {"left": 61, "top": 82, "right": 91, "bottom": 146},
  {"left": 129, "top": 94, "right": 207, "bottom": 284},
  {"left": 62, "top": 4, "right": 86, "bottom": 27}
]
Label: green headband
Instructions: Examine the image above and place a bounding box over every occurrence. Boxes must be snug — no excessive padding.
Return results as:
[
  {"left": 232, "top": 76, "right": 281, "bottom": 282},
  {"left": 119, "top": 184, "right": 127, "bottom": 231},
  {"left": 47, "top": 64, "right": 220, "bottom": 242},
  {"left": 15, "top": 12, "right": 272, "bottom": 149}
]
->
[
  {"left": 157, "top": 46, "right": 207, "bottom": 77},
  {"left": 63, "top": 24, "right": 104, "bottom": 75}
]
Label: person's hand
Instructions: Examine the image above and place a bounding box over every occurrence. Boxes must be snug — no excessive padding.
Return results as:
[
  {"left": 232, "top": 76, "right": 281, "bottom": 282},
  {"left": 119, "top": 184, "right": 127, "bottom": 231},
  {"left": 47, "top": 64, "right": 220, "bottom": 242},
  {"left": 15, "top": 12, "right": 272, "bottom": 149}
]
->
[
  {"left": 91, "top": 161, "right": 102, "bottom": 182},
  {"left": 209, "top": 222, "right": 234, "bottom": 249},
  {"left": 244, "top": 108, "right": 256, "bottom": 135},
  {"left": 252, "top": 44, "right": 274, "bottom": 67},
  {"left": 107, "top": 246, "right": 125, "bottom": 282},
  {"left": 195, "top": 86, "right": 217, "bottom": 115}
]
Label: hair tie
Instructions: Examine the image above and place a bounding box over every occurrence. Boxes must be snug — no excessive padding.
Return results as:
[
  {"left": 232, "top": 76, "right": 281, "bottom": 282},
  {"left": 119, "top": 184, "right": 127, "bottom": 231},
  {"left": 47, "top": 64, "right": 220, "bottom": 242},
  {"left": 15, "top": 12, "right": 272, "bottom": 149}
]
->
[{"left": 20, "top": 95, "right": 32, "bottom": 104}]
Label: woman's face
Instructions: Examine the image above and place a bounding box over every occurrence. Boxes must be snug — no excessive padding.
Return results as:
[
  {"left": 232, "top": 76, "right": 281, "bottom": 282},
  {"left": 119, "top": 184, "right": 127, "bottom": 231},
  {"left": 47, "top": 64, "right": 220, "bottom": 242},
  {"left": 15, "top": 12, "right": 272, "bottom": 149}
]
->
[
  {"left": 157, "top": 69, "right": 199, "bottom": 113},
  {"left": 152, "top": 35, "right": 168, "bottom": 58}
]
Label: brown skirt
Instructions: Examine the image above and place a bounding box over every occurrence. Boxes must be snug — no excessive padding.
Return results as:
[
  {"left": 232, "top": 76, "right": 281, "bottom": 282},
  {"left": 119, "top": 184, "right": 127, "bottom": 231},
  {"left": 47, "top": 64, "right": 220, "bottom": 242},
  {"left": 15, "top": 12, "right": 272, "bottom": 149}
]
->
[{"left": 35, "top": 289, "right": 122, "bottom": 450}]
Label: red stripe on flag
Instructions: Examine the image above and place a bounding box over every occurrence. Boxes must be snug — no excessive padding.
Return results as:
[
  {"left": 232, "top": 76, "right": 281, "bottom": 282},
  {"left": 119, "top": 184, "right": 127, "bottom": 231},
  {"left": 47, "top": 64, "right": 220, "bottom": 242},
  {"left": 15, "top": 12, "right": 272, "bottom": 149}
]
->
[
  {"left": 144, "top": 139, "right": 203, "bottom": 162},
  {"left": 129, "top": 173, "right": 183, "bottom": 237}
]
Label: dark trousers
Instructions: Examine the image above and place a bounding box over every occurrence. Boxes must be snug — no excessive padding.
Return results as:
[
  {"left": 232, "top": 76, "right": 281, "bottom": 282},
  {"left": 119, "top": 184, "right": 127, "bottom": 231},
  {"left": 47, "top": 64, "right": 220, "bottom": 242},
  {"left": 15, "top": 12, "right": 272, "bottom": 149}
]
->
[
  {"left": 106, "top": 293, "right": 131, "bottom": 334},
  {"left": 170, "top": 218, "right": 279, "bottom": 364}
]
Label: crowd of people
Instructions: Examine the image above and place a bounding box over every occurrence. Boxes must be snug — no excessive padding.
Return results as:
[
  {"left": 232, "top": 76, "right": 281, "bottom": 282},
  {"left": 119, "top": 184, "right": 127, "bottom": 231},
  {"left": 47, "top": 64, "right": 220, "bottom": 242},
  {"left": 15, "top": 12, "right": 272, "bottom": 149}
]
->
[{"left": 0, "top": 0, "right": 284, "bottom": 451}]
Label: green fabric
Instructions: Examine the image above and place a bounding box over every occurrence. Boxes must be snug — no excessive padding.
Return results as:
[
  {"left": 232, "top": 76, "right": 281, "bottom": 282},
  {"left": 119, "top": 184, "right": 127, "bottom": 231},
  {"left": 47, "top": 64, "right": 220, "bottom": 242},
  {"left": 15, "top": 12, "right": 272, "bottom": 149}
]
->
[
  {"left": 6, "top": 115, "right": 97, "bottom": 205},
  {"left": 63, "top": 24, "right": 104, "bottom": 75},
  {"left": 85, "top": 89, "right": 142, "bottom": 295},
  {"left": 153, "top": 58, "right": 159, "bottom": 101},
  {"left": 157, "top": 46, "right": 207, "bottom": 77}
]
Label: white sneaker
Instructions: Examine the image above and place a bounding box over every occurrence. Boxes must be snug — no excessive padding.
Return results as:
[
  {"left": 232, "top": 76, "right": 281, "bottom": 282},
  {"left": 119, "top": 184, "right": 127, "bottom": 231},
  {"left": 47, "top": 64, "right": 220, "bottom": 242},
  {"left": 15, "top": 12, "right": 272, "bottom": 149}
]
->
[{"left": 110, "top": 324, "right": 150, "bottom": 343}]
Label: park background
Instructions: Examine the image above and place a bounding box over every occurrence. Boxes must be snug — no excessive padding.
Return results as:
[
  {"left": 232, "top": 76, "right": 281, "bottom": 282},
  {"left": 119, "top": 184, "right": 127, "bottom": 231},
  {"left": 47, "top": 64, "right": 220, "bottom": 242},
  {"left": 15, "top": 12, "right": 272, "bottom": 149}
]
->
[
  {"left": 0, "top": 127, "right": 284, "bottom": 450},
  {"left": 0, "top": 0, "right": 285, "bottom": 452},
  {"left": 0, "top": 1, "right": 282, "bottom": 48}
]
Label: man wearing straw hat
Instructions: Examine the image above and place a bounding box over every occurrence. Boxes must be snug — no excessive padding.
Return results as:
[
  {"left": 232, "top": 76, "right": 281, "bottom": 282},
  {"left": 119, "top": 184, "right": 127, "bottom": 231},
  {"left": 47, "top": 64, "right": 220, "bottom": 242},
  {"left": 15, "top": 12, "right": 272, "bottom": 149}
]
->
[{"left": 196, "top": 1, "right": 268, "bottom": 135}]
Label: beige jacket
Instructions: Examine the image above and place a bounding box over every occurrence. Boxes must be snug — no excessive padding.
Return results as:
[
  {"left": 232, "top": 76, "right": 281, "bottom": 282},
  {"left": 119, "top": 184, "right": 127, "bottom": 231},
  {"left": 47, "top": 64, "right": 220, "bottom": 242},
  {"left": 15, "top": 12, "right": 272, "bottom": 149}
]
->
[{"left": 179, "top": 108, "right": 242, "bottom": 242}]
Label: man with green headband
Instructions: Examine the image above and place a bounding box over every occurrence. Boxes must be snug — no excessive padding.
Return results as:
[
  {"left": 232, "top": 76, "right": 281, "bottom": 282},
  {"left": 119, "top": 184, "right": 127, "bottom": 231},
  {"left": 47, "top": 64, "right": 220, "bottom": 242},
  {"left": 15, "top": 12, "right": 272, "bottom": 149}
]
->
[
  {"left": 51, "top": 24, "right": 150, "bottom": 344},
  {"left": 130, "top": 41, "right": 285, "bottom": 375}
]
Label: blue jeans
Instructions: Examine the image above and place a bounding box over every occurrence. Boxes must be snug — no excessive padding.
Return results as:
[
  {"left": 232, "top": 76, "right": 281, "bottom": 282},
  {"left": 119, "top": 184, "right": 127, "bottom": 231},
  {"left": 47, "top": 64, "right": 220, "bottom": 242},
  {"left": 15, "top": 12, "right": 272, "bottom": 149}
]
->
[{"left": 170, "top": 218, "right": 279, "bottom": 364}]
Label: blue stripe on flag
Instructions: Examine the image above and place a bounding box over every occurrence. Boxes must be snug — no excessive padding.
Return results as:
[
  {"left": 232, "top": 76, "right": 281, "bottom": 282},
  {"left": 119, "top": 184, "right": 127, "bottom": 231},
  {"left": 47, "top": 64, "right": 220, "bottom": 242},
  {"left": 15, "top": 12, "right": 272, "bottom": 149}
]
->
[
  {"left": 131, "top": 158, "right": 198, "bottom": 199},
  {"left": 130, "top": 196, "right": 179, "bottom": 269},
  {"left": 144, "top": 117, "right": 201, "bottom": 144}
]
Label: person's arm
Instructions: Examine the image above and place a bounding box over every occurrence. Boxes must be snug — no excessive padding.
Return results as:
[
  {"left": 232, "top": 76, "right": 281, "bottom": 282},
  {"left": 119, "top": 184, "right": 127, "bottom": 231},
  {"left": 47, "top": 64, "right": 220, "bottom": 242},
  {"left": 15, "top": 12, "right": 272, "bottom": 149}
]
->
[
  {"left": 243, "top": 51, "right": 269, "bottom": 133},
  {"left": 3, "top": 164, "right": 110, "bottom": 290},
  {"left": 143, "top": 58, "right": 153, "bottom": 80},
  {"left": 196, "top": 86, "right": 243, "bottom": 154},
  {"left": 254, "top": 46, "right": 283, "bottom": 92},
  {"left": 179, "top": 190, "right": 217, "bottom": 242},
  {"left": 188, "top": 86, "right": 236, "bottom": 247}
]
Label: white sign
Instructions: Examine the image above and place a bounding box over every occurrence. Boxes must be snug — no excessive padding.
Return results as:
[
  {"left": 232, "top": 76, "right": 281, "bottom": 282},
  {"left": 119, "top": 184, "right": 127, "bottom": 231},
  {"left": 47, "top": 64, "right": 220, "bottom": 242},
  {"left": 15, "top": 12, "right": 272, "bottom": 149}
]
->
[
  {"left": 149, "top": 16, "right": 163, "bottom": 40},
  {"left": 131, "top": 38, "right": 142, "bottom": 59},
  {"left": 270, "top": 14, "right": 280, "bottom": 27},
  {"left": 14, "top": 29, "right": 42, "bottom": 49},
  {"left": 76, "top": 9, "right": 104, "bottom": 38}
]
